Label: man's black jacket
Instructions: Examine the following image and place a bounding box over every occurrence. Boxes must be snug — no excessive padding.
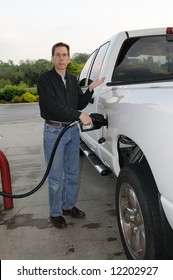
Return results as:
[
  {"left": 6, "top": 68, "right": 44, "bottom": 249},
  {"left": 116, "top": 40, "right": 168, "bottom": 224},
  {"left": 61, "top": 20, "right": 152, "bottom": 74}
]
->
[{"left": 37, "top": 67, "right": 93, "bottom": 122}]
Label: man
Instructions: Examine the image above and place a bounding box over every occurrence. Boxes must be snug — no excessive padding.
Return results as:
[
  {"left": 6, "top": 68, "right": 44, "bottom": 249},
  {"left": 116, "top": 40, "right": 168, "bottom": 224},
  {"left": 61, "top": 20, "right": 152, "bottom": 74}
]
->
[{"left": 37, "top": 42, "right": 104, "bottom": 228}]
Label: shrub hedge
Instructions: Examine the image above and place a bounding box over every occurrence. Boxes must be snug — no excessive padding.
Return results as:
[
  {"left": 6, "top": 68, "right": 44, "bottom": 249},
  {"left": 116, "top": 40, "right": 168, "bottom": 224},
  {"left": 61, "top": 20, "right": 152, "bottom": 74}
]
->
[{"left": 0, "top": 84, "right": 38, "bottom": 103}]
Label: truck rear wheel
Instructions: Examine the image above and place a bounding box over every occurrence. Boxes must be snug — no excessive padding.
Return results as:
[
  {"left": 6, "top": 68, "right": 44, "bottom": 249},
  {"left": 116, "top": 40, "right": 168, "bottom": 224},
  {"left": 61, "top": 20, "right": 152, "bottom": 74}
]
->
[{"left": 116, "top": 163, "right": 164, "bottom": 259}]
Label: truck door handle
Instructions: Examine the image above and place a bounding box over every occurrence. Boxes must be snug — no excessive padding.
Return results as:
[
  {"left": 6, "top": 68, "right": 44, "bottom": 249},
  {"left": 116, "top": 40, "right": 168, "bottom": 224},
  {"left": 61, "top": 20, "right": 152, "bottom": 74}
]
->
[{"left": 89, "top": 97, "right": 94, "bottom": 104}]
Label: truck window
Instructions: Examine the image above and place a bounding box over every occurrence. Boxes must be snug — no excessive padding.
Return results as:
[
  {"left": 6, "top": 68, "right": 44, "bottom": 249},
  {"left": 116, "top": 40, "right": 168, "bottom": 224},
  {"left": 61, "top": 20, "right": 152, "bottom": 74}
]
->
[
  {"left": 78, "top": 50, "right": 97, "bottom": 86},
  {"left": 89, "top": 42, "right": 110, "bottom": 81},
  {"left": 112, "top": 36, "right": 173, "bottom": 84},
  {"left": 78, "top": 42, "right": 110, "bottom": 87}
]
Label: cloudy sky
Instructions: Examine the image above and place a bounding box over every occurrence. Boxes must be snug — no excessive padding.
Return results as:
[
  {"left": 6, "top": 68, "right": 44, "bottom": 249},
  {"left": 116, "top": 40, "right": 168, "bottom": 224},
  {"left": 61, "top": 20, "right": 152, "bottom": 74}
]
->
[{"left": 0, "top": 0, "right": 173, "bottom": 64}]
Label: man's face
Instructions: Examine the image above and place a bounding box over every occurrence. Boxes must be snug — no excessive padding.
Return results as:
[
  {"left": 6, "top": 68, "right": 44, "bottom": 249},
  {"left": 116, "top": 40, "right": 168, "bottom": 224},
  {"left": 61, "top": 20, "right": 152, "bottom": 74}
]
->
[{"left": 51, "top": 46, "right": 70, "bottom": 71}]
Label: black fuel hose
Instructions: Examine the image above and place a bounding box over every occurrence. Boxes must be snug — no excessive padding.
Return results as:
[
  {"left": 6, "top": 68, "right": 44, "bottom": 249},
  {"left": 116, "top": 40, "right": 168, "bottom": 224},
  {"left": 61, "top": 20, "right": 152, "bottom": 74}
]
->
[{"left": 0, "top": 121, "right": 77, "bottom": 198}]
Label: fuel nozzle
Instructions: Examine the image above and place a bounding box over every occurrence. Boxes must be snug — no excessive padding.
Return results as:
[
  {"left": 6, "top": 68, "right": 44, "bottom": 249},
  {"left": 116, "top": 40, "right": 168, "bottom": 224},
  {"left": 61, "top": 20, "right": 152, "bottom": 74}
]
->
[{"left": 80, "top": 113, "right": 108, "bottom": 132}]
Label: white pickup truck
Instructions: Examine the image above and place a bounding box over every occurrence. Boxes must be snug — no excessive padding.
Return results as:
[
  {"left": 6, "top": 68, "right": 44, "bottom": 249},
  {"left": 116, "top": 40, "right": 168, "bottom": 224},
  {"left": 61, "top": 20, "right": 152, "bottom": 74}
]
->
[{"left": 78, "top": 27, "right": 173, "bottom": 260}]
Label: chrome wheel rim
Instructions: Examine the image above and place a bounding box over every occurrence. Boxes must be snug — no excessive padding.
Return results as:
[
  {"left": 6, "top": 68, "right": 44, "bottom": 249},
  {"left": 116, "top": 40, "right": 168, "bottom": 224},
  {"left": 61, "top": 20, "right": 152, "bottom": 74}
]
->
[{"left": 119, "top": 183, "right": 146, "bottom": 259}]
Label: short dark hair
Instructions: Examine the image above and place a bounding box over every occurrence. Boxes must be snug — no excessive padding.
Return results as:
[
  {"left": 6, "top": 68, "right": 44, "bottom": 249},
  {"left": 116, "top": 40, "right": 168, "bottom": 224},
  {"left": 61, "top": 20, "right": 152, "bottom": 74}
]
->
[{"left": 51, "top": 42, "right": 70, "bottom": 56}]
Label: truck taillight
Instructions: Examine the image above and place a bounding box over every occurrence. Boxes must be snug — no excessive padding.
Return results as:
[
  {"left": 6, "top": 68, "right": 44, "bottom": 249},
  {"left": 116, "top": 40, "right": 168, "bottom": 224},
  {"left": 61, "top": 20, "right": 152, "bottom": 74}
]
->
[
  {"left": 166, "top": 27, "right": 173, "bottom": 41},
  {"left": 166, "top": 27, "right": 173, "bottom": 34}
]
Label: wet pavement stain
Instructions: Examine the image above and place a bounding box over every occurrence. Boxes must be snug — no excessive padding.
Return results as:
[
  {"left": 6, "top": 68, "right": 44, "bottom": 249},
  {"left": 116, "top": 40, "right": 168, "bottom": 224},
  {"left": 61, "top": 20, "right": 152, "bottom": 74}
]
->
[
  {"left": 106, "top": 209, "right": 116, "bottom": 216},
  {"left": 112, "top": 251, "right": 124, "bottom": 257},
  {"left": 107, "top": 237, "right": 117, "bottom": 242},
  {"left": 3, "top": 214, "right": 49, "bottom": 229},
  {"left": 82, "top": 223, "right": 101, "bottom": 229},
  {"left": 65, "top": 245, "right": 75, "bottom": 255},
  {"left": 105, "top": 203, "right": 113, "bottom": 208},
  {"left": 0, "top": 210, "right": 6, "bottom": 224},
  {"left": 108, "top": 251, "right": 125, "bottom": 259}
]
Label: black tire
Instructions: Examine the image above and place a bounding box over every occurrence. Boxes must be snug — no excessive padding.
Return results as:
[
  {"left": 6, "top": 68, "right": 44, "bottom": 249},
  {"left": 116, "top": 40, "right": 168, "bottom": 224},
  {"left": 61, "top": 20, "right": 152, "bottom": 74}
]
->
[{"left": 116, "top": 163, "right": 164, "bottom": 259}]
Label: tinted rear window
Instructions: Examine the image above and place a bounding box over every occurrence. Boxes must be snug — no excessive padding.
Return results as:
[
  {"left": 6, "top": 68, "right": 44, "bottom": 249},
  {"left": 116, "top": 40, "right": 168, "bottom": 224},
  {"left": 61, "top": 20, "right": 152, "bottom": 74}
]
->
[{"left": 112, "top": 36, "right": 173, "bottom": 84}]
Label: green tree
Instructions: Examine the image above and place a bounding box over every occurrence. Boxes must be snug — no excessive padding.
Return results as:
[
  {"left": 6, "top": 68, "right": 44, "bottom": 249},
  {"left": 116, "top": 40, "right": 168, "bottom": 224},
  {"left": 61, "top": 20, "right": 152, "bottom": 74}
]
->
[
  {"left": 67, "top": 60, "right": 83, "bottom": 77},
  {"left": 0, "top": 61, "right": 22, "bottom": 84},
  {"left": 0, "top": 78, "right": 11, "bottom": 89},
  {"left": 72, "top": 53, "right": 90, "bottom": 64},
  {"left": 0, "top": 53, "right": 89, "bottom": 87}
]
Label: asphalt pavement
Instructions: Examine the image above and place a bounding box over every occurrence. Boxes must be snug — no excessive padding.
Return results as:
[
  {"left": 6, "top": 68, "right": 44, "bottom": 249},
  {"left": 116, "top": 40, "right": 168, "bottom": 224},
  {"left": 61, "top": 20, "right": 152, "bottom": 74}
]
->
[{"left": 0, "top": 103, "right": 126, "bottom": 260}]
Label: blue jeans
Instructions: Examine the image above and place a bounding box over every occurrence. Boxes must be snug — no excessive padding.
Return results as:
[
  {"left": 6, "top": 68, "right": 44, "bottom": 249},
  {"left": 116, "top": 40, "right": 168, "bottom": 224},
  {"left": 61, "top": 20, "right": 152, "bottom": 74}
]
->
[{"left": 43, "top": 123, "right": 80, "bottom": 217}]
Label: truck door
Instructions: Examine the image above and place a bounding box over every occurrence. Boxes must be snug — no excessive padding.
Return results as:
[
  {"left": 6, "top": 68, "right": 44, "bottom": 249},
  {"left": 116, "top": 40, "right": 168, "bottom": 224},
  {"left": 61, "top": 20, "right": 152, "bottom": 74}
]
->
[{"left": 78, "top": 42, "right": 110, "bottom": 154}]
